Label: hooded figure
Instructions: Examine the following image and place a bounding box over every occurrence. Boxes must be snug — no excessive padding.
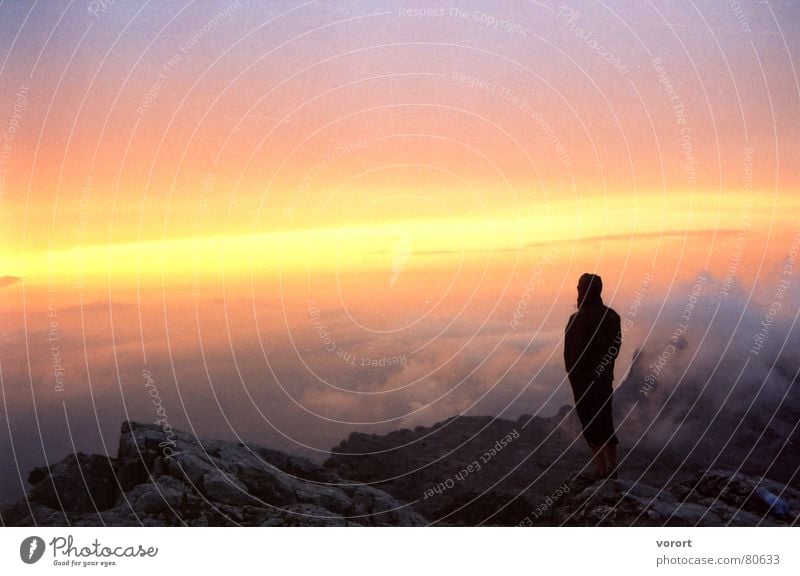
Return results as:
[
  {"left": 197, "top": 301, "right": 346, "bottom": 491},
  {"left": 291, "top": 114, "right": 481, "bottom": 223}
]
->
[{"left": 564, "top": 273, "right": 622, "bottom": 478}]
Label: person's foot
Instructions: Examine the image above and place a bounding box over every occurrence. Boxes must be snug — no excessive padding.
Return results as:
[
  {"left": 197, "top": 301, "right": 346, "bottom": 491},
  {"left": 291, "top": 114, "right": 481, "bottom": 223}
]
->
[
  {"left": 568, "top": 469, "right": 603, "bottom": 483},
  {"left": 603, "top": 467, "right": 619, "bottom": 480}
]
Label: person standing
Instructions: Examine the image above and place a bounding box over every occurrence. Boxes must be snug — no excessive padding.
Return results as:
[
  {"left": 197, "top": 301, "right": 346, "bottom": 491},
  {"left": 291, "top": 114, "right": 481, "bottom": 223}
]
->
[{"left": 564, "top": 273, "right": 622, "bottom": 479}]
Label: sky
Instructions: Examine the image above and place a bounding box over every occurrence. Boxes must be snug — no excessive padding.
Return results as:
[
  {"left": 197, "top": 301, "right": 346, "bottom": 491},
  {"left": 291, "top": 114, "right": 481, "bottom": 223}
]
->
[{"left": 1, "top": 0, "right": 799, "bottom": 503}]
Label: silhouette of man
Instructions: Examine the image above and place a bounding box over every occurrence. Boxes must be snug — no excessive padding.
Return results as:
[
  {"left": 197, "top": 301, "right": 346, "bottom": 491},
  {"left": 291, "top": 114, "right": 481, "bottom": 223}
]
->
[{"left": 564, "top": 273, "right": 622, "bottom": 479}]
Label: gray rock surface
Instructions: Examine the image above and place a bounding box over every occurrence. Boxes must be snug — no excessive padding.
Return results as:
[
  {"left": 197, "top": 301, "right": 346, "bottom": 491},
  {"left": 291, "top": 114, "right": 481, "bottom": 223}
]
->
[
  {"left": 550, "top": 469, "right": 799, "bottom": 526},
  {"left": 324, "top": 413, "right": 799, "bottom": 526},
  {"left": 1, "top": 421, "right": 426, "bottom": 527},
  {"left": 3, "top": 419, "right": 797, "bottom": 527}
]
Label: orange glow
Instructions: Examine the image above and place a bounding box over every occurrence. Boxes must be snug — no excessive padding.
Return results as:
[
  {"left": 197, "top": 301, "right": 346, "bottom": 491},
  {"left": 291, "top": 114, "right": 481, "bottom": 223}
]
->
[{"left": 6, "top": 190, "right": 792, "bottom": 286}]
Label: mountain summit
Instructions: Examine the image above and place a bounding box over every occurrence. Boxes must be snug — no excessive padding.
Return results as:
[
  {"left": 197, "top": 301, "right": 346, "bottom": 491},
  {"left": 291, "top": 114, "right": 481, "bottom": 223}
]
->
[{"left": 2, "top": 416, "right": 797, "bottom": 526}]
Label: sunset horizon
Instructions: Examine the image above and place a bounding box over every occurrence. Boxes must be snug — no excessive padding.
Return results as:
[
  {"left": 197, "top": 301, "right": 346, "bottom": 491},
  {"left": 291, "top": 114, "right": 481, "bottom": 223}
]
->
[{"left": 1, "top": 1, "right": 799, "bottom": 543}]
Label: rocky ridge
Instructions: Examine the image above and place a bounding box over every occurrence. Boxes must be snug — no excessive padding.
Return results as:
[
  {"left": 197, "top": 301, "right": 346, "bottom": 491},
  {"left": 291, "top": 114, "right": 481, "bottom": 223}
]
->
[
  {"left": 1, "top": 421, "right": 425, "bottom": 527},
  {"left": 3, "top": 416, "right": 797, "bottom": 527},
  {"left": 324, "top": 411, "right": 799, "bottom": 526}
]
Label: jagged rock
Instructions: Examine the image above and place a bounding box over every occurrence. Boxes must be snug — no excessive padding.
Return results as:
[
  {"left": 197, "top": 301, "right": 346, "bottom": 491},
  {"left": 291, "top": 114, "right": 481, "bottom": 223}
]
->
[
  {"left": 27, "top": 453, "right": 117, "bottom": 513},
  {"left": 1, "top": 501, "right": 70, "bottom": 526},
  {"left": 671, "top": 469, "right": 800, "bottom": 524},
  {"left": 324, "top": 412, "right": 674, "bottom": 524},
  {"left": 123, "top": 476, "right": 189, "bottom": 515},
  {"left": 1, "top": 421, "right": 427, "bottom": 527},
  {"left": 3, "top": 418, "right": 796, "bottom": 527},
  {"left": 430, "top": 489, "right": 539, "bottom": 526},
  {"left": 325, "top": 412, "right": 798, "bottom": 526},
  {"left": 325, "top": 413, "right": 590, "bottom": 523},
  {"left": 550, "top": 470, "right": 797, "bottom": 527},
  {"left": 344, "top": 484, "right": 422, "bottom": 526},
  {"left": 250, "top": 446, "right": 339, "bottom": 483},
  {"left": 201, "top": 470, "right": 253, "bottom": 507},
  {"left": 259, "top": 503, "right": 349, "bottom": 527},
  {"left": 293, "top": 483, "right": 352, "bottom": 513}
]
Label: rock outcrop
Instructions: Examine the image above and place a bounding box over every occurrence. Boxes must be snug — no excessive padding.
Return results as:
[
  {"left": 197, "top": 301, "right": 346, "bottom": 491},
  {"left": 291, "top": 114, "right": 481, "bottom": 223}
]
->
[
  {"left": 324, "top": 411, "right": 799, "bottom": 526},
  {"left": 325, "top": 409, "right": 673, "bottom": 525},
  {"left": 550, "top": 469, "right": 799, "bottom": 527},
  {"left": 1, "top": 421, "right": 426, "bottom": 527},
  {"left": 3, "top": 418, "right": 797, "bottom": 527}
]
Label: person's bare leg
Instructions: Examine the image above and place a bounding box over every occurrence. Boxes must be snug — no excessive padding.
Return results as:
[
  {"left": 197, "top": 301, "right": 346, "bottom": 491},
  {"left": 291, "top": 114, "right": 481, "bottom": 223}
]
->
[
  {"left": 591, "top": 445, "right": 606, "bottom": 476},
  {"left": 604, "top": 443, "right": 617, "bottom": 478}
]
